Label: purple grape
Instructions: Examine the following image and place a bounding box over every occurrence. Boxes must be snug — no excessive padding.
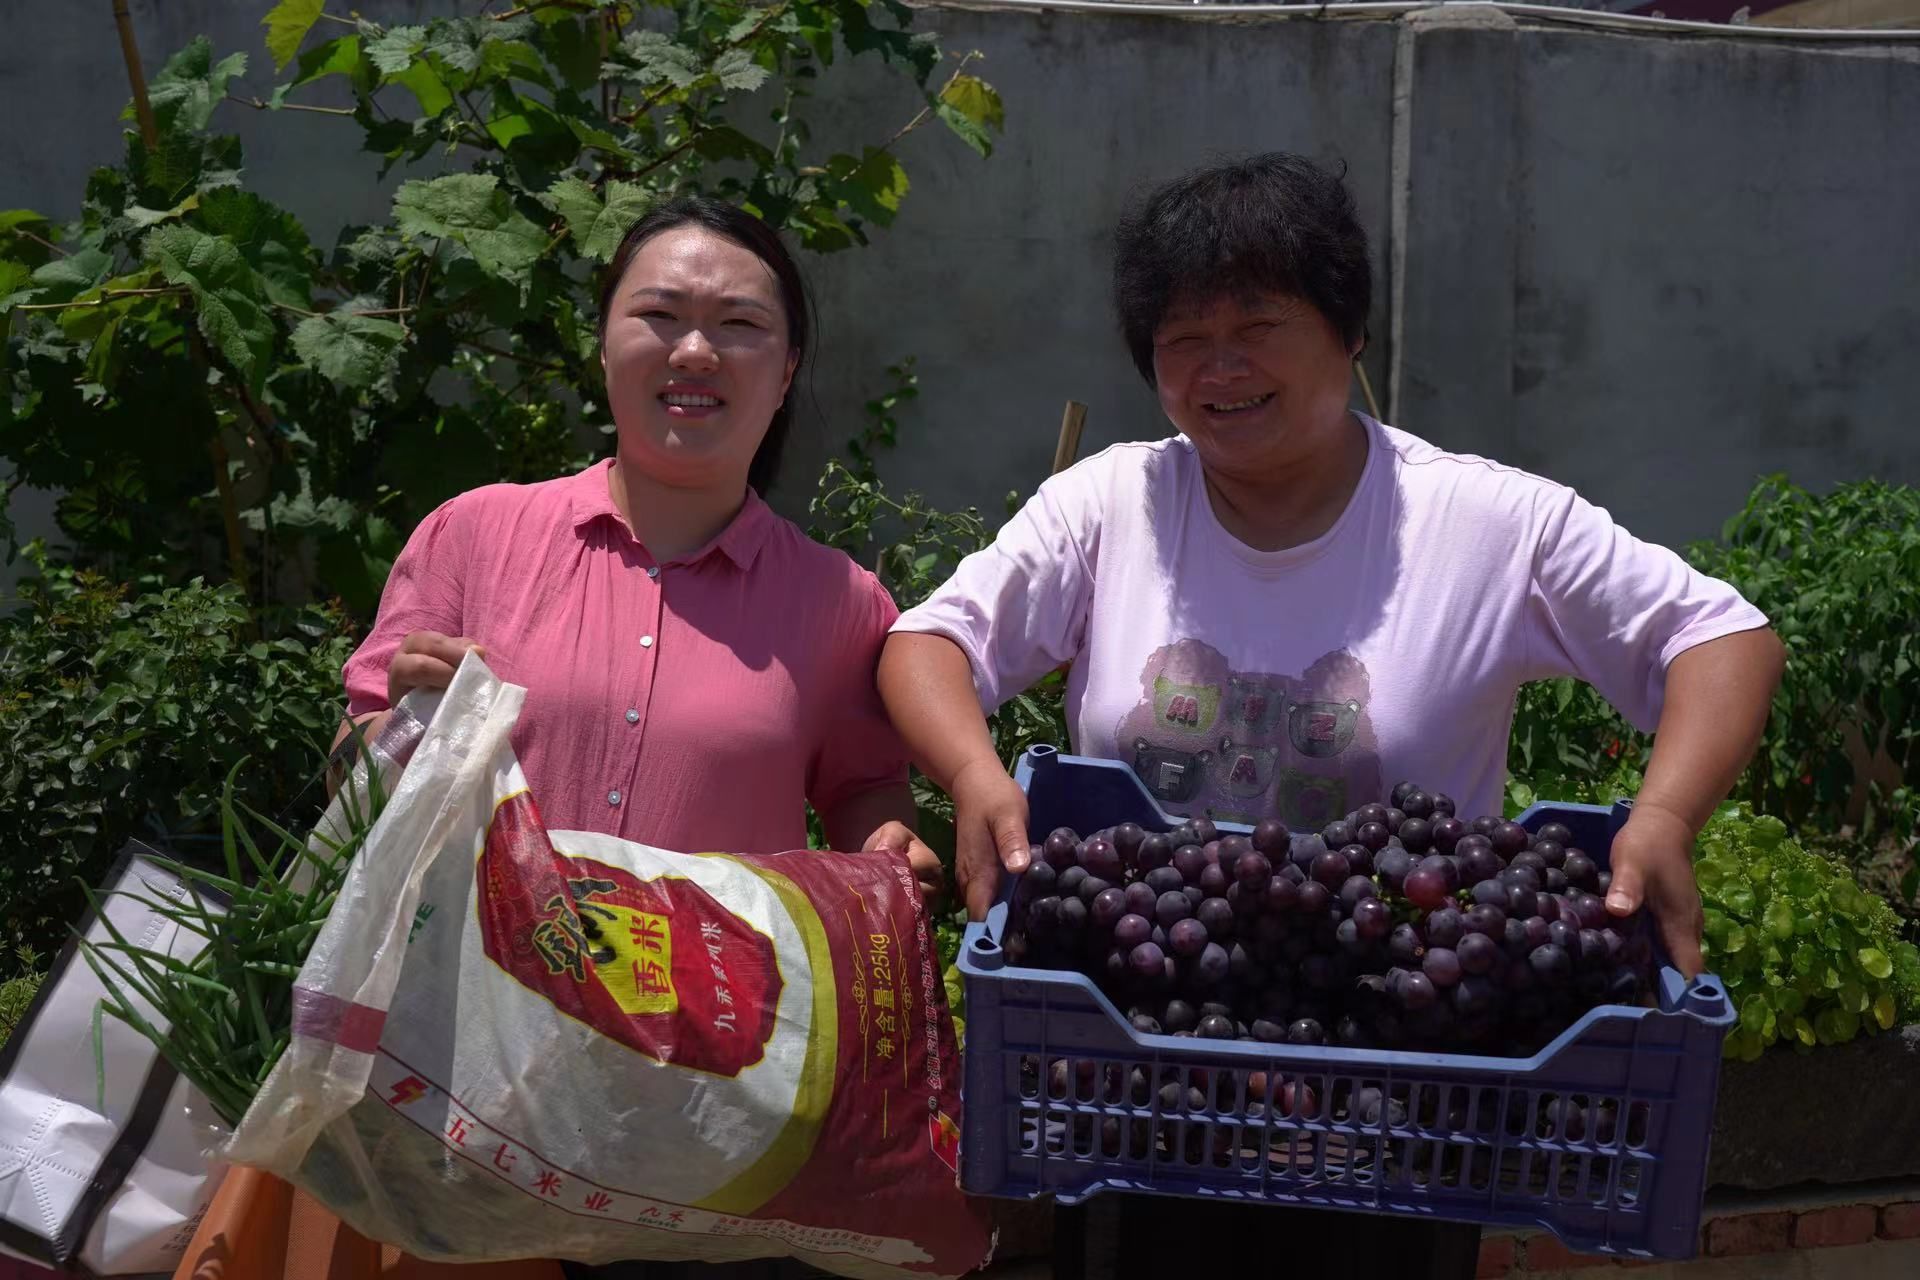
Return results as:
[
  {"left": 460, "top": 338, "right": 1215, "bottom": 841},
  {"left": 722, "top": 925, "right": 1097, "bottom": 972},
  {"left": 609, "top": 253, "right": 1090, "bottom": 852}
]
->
[
  {"left": 1251, "top": 1018, "right": 1286, "bottom": 1043},
  {"left": 1228, "top": 942, "right": 1255, "bottom": 982},
  {"left": 1155, "top": 891, "right": 1193, "bottom": 928},
  {"left": 1390, "top": 781, "right": 1419, "bottom": 808},
  {"left": 1335, "top": 918, "right": 1365, "bottom": 954},
  {"left": 1198, "top": 864, "right": 1231, "bottom": 898},
  {"left": 1190, "top": 819, "right": 1220, "bottom": 845},
  {"left": 1356, "top": 821, "right": 1391, "bottom": 853},
  {"left": 1287, "top": 1018, "right": 1325, "bottom": 1045},
  {"left": 1059, "top": 896, "right": 1088, "bottom": 931},
  {"left": 1389, "top": 923, "right": 1424, "bottom": 967},
  {"left": 1425, "top": 907, "right": 1464, "bottom": 949},
  {"left": 1125, "top": 881, "right": 1158, "bottom": 917},
  {"left": 1430, "top": 816, "right": 1466, "bottom": 854},
  {"left": 1190, "top": 942, "right": 1230, "bottom": 988},
  {"left": 1430, "top": 794, "right": 1457, "bottom": 819},
  {"left": 1536, "top": 891, "right": 1559, "bottom": 920},
  {"left": 1535, "top": 822, "right": 1574, "bottom": 848},
  {"left": 1114, "top": 913, "right": 1152, "bottom": 948},
  {"left": 1357, "top": 803, "right": 1389, "bottom": 827},
  {"left": 1252, "top": 817, "right": 1290, "bottom": 854},
  {"left": 1340, "top": 875, "right": 1378, "bottom": 910},
  {"left": 1235, "top": 851, "right": 1272, "bottom": 887},
  {"left": 1573, "top": 892, "right": 1608, "bottom": 930},
  {"left": 1376, "top": 847, "right": 1415, "bottom": 891},
  {"left": 1418, "top": 853, "right": 1461, "bottom": 891},
  {"left": 1082, "top": 837, "right": 1123, "bottom": 881},
  {"left": 1543, "top": 868, "right": 1569, "bottom": 894},
  {"left": 1057, "top": 865, "right": 1088, "bottom": 897},
  {"left": 1341, "top": 842, "right": 1376, "bottom": 877},
  {"left": 1130, "top": 1011, "right": 1163, "bottom": 1035},
  {"left": 1423, "top": 948, "right": 1463, "bottom": 988},
  {"left": 1600, "top": 928, "right": 1624, "bottom": 962},
  {"left": 1470, "top": 816, "right": 1502, "bottom": 837},
  {"left": 1453, "top": 974, "right": 1497, "bottom": 1017},
  {"left": 1457, "top": 932, "right": 1498, "bottom": 975},
  {"left": 1168, "top": 917, "right": 1209, "bottom": 958},
  {"left": 1182, "top": 885, "right": 1206, "bottom": 910},
  {"left": 1016, "top": 861, "right": 1056, "bottom": 905},
  {"left": 1404, "top": 866, "right": 1449, "bottom": 911},
  {"left": 1524, "top": 916, "right": 1551, "bottom": 949},
  {"left": 1577, "top": 928, "right": 1609, "bottom": 969},
  {"left": 1400, "top": 970, "right": 1439, "bottom": 1010},
  {"left": 1502, "top": 864, "right": 1543, "bottom": 893},
  {"left": 1491, "top": 822, "right": 1530, "bottom": 858},
  {"left": 1173, "top": 845, "right": 1207, "bottom": 884},
  {"left": 1596, "top": 869, "right": 1613, "bottom": 896},
  {"left": 1564, "top": 851, "right": 1599, "bottom": 890},
  {"left": 1137, "top": 834, "right": 1174, "bottom": 873},
  {"left": 1217, "top": 833, "right": 1253, "bottom": 866},
  {"left": 1353, "top": 897, "right": 1391, "bottom": 940},
  {"left": 1026, "top": 895, "right": 1061, "bottom": 935},
  {"left": 1196, "top": 1013, "right": 1235, "bottom": 1040},
  {"left": 1105, "top": 949, "right": 1128, "bottom": 983},
  {"left": 1529, "top": 943, "right": 1573, "bottom": 984},
  {"left": 1092, "top": 887, "right": 1128, "bottom": 928},
  {"left": 1510, "top": 850, "right": 1547, "bottom": 876},
  {"left": 1321, "top": 820, "right": 1355, "bottom": 849},
  {"left": 1078, "top": 876, "right": 1112, "bottom": 905},
  {"left": 1530, "top": 838, "right": 1567, "bottom": 870},
  {"left": 1471, "top": 879, "right": 1508, "bottom": 908},
  {"left": 1396, "top": 817, "right": 1433, "bottom": 855},
  {"left": 1043, "top": 829, "right": 1079, "bottom": 869},
  {"left": 1196, "top": 896, "right": 1235, "bottom": 937},
  {"left": 1112, "top": 823, "right": 1146, "bottom": 867},
  {"left": 1401, "top": 791, "right": 1435, "bottom": 820},
  {"left": 1279, "top": 861, "right": 1307, "bottom": 885},
  {"left": 1162, "top": 999, "right": 1198, "bottom": 1033},
  {"left": 1144, "top": 866, "right": 1185, "bottom": 896},
  {"left": 1298, "top": 881, "right": 1332, "bottom": 915},
  {"left": 1311, "top": 849, "right": 1351, "bottom": 889},
  {"left": 1463, "top": 846, "right": 1505, "bottom": 885},
  {"left": 1463, "top": 904, "right": 1507, "bottom": 938},
  {"left": 1265, "top": 875, "right": 1300, "bottom": 914},
  {"left": 1505, "top": 883, "right": 1537, "bottom": 918},
  {"left": 1547, "top": 919, "right": 1578, "bottom": 953},
  {"left": 1503, "top": 917, "right": 1532, "bottom": 957},
  {"left": 1168, "top": 824, "right": 1199, "bottom": 850}
]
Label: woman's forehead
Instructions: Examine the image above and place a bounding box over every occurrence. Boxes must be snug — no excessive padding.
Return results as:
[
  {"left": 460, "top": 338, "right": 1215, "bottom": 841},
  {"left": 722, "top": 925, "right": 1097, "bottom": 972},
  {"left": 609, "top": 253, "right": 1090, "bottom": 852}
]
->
[
  {"left": 1158, "top": 289, "right": 1311, "bottom": 328},
  {"left": 624, "top": 226, "right": 781, "bottom": 299}
]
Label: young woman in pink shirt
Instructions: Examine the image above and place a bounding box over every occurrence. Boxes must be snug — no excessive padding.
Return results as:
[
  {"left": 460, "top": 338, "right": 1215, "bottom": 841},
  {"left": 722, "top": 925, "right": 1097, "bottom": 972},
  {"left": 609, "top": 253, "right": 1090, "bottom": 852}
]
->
[
  {"left": 878, "top": 153, "right": 1784, "bottom": 1274},
  {"left": 337, "top": 198, "right": 934, "bottom": 885}
]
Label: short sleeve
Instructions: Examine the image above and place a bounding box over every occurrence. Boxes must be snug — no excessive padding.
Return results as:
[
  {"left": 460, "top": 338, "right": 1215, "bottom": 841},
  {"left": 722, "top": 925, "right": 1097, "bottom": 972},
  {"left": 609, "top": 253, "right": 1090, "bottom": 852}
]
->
[
  {"left": 889, "top": 476, "right": 1096, "bottom": 714},
  {"left": 804, "top": 571, "right": 912, "bottom": 815},
  {"left": 1524, "top": 485, "right": 1769, "bottom": 732},
  {"left": 341, "top": 501, "right": 472, "bottom": 717}
]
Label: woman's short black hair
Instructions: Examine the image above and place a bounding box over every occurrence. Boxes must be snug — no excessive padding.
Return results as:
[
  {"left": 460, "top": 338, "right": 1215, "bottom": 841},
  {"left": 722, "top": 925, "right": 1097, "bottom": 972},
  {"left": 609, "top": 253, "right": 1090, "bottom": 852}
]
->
[
  {"left": 1112, "top": 153, "right": 1372, "bottom": 385},
  {"left": 598, "top": 197, "right": 811, "bottom": 495}
]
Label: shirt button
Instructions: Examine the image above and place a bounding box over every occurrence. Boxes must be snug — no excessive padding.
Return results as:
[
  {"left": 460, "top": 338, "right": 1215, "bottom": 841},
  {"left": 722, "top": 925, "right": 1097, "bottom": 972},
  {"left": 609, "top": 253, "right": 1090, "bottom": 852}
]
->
[
  {"left": 607, "top": 790, "right": 622, "bottom": 807},
  {"left": 625, "top": 708, "right": 640, "bottom": 724},
  {"left": 646, "top": 566, "right": 660, "bottom": 579},
  {"left": 639, "top": 634, "right": 654, "bottom": 648}
]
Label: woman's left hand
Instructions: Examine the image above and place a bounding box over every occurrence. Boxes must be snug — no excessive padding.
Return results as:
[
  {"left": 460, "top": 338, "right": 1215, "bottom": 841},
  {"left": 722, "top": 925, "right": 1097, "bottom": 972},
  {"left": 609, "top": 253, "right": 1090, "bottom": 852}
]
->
[
  {"left": 863, "top": 821, "right": 946, "bottom": 904},
  {"left": 1603, "top": 803, "right": 1706, "bottom": 979}
]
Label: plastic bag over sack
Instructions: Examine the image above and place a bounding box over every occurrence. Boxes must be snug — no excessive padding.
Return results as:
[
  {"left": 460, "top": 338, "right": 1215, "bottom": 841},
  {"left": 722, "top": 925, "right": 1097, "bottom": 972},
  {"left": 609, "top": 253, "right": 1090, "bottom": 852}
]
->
[{"left": 223, "top": 656, "right": 992, "bottom": 1279}]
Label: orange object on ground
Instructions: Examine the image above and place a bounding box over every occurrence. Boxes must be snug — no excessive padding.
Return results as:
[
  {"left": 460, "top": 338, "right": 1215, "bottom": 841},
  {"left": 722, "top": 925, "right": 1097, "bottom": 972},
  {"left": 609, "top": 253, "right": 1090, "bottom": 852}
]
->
[{"left": 171, "top": 1166, "right": 566, "bottom": 1280}]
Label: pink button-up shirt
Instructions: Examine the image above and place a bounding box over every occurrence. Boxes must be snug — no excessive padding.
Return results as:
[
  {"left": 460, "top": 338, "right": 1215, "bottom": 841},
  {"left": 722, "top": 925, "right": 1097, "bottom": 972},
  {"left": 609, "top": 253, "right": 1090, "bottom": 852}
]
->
[{"left": 343, "top": 461, "right": 908, "bottom": 854}]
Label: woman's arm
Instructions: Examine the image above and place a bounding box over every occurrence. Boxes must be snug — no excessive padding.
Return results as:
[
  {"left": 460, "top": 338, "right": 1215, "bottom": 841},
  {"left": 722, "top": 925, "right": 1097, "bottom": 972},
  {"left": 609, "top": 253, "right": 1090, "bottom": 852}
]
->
[
  {"left": 877, "top": 633, "right": 1033, "bottom": 919},
  {"left": 1604, "top": 627, "right": 1786, "bottom": 976}
]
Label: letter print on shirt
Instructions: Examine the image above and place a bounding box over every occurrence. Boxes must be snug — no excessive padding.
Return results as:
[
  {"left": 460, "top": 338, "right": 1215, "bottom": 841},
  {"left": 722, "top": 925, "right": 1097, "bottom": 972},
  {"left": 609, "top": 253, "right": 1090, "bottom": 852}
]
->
[{"left": 1114, "top": 639, "right": 1382, "bottom": 829}]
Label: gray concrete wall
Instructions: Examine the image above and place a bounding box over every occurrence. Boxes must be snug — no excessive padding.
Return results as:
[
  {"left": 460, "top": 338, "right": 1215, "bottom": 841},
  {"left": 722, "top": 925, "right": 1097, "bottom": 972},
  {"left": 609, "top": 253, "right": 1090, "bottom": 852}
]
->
[{"left": 4, "top": 2, "right": 1918, "bottom": 596}]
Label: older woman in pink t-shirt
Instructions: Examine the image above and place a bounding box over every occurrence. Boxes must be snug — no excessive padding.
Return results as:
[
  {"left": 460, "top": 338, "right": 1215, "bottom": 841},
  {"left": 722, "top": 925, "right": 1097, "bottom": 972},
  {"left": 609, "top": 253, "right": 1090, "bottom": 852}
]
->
[{"left": 336, "top": 198, "right": 934, "bottom": 886}]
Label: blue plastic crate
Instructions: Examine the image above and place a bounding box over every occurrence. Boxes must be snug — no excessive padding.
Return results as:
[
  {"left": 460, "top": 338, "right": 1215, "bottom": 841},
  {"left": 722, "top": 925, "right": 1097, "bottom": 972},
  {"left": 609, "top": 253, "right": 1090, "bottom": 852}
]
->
[{"left": 958, "top": 747, "right": 1735, "bottom": 1260}]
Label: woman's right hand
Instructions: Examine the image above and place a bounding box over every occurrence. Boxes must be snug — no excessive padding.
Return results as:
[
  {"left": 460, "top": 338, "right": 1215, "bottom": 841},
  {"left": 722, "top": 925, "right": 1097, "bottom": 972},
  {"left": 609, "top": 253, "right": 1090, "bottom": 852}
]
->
[
  {"left": 949, "top": 755, "right": 1033, "bottom": 921},
  {"left": 387, "top": 631, "right": 487, "bottom": 707}
]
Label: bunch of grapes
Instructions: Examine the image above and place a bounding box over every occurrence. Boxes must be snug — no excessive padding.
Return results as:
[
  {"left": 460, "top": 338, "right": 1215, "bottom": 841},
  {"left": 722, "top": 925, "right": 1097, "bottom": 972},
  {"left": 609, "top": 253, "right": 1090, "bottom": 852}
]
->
[{"left": 1008, "top": 782, "right": 1657, "bottom": 1057}]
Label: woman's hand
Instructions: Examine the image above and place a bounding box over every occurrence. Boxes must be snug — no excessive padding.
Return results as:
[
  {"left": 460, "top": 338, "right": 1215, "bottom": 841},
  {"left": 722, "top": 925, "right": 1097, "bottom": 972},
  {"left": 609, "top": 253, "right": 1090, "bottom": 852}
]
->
[
  {"left": 1604, "top": 802, "right": 1706, "bottom": 978},
  {"left": 387, "top": 630, "right": 487, "bottom": 707},
  {"left": 949, "top": 756, "right": 1032, "bottom": 921},
  {"left": 862, "top": 822, "right": 945, "bottom": 903}
]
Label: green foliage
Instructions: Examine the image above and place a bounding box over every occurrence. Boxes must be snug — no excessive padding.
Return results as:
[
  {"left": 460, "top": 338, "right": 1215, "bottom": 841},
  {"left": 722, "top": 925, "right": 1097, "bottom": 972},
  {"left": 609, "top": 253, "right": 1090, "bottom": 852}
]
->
[
  {"left": 3, "top": 0, "right": 1003, "bottom": 620},
  {"left": 77, "top": 751, "right": 388, "bottom": 1127},
  {"left": 0, "top": 948, "right": 45, "bottom": 1047},
  {"left": 0, "top": 552, "right": 353, "bottom": 979},
  {"left": 1695, "top": 806, "right": 1920, "bottom": 1060},
  {"left": 1688, "top": 476, "right": 1920, "bottom": 833}
]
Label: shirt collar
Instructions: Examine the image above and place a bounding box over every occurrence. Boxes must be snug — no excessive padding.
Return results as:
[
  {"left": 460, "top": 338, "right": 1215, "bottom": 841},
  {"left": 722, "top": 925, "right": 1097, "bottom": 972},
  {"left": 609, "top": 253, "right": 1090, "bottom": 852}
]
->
[{"left": 568, "top": 458, "right": 770, "bottom": 572}]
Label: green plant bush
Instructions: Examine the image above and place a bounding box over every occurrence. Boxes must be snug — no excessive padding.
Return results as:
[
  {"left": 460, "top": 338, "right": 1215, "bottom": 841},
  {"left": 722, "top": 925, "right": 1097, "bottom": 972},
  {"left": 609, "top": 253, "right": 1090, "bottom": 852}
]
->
[
  {"left": 0, "top": 554, "right": 352, "bottom": 978},
  {"left": 2, "top": 0, "right": 1002, "bottom": 618},
  {"left": 1695, "top": 806, "right": 1920, "bottom": 1060}
]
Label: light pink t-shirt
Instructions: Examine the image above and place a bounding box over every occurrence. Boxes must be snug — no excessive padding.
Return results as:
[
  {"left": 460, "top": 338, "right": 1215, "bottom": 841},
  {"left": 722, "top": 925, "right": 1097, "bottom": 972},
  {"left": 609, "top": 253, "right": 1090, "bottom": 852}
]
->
[
  {"left": 344, "top": 461, "right": 909, "bottom": 853},
  {"left": 892, "top": 416, "right": 1767, "bottom": 829}
]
